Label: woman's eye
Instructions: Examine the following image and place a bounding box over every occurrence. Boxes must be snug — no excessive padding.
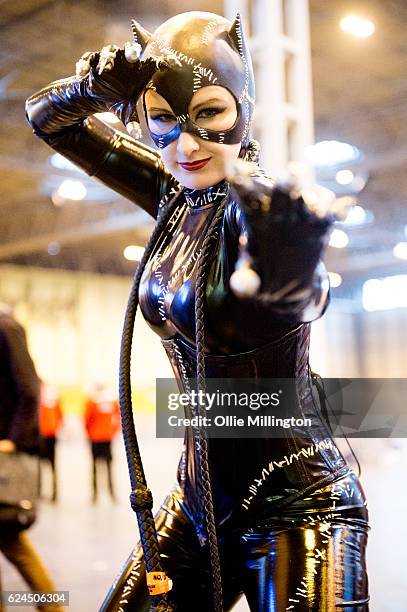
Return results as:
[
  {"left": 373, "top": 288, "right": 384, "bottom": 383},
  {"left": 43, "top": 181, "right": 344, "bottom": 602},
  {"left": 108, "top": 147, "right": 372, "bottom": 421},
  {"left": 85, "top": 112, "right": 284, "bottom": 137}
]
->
[
  {"left": 196, "top": 107, "right": 226, "bottom": 119},
  {"left": 150, "top": 113, "right": 175, "bottom": 123}
]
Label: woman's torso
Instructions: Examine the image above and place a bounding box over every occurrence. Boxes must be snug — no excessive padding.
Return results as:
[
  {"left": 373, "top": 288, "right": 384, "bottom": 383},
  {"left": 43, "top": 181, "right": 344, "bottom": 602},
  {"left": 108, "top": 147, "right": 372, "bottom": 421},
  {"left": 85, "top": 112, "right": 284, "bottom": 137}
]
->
[
  {"left": 139, "top": 189, "right": 302, "bottom": 352},
  {"left": 138, "top": 187, "right": 362, "bottom": 533}
]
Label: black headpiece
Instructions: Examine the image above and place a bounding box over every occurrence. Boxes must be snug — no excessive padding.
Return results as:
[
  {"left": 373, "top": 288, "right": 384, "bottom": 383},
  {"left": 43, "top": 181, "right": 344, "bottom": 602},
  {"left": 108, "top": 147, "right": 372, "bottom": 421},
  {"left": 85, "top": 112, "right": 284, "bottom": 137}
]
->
[{"left": 131, "top": 11, "right": 255, "bottom": 148}]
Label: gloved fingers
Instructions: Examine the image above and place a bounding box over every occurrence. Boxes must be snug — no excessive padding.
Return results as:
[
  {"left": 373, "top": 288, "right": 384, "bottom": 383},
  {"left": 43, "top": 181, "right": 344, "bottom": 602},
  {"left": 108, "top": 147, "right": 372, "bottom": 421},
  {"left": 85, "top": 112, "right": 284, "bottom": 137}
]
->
[
  {"left": 330, "top": 195, "right": 355, "bottom": 221},
  {"left": 276, "top": 162, "right": 338, "bottom": 223},
  {"left": 121, "top": 42, "right": 181, "bottom": 71},
  {"left": 227, "top": 159, "right": 268, "bottom": 194},
  {"left": 156, "top": 55, "right": 183, "bottom": 71},
  {"left": 75, "top": 51, "right": 98, "bottom": 78},
  {"left": 301, "top": 185, "right": 337, "bottom": 220},
  {"left": 126, "top": 121, "right": 143, "bottom": 139},
  {"left": 227, "top": 158, "right": 338, "bottom": 228},
  {"left": 137, "top": 54, "right": 182, "bottom": 84},
  {"left": 227, "top": 158, "right": 276, "bottom": 213},
  {"left": 97, "top": 44, "right": 121, "bottom": 75}
]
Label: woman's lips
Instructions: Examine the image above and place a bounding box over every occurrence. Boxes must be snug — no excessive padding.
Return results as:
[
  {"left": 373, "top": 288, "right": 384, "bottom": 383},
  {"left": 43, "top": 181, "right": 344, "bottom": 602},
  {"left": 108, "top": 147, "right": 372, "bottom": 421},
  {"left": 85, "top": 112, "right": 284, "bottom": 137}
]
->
[{"left": 178, "top": 157, "right": 211, "bottom": 171}]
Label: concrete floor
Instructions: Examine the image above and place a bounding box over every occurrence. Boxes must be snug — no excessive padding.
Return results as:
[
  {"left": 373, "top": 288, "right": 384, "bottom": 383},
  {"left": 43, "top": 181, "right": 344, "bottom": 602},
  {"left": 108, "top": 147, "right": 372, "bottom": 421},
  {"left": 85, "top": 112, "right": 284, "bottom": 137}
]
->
[{"left": 1, "top": 414, "right": 407, "bottom": 611}]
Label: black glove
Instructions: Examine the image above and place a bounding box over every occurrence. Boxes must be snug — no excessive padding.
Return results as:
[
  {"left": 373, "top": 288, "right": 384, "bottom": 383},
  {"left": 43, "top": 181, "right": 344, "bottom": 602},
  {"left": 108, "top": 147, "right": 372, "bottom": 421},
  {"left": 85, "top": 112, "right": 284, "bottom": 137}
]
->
[
  {"left": 228, "top": 162, "right": 338, "bottom": 300},
  {"left": 26, "top": 42, "right": 175, "bottom": 137},
  {"left": 77, "top": 43, "right": 175, "bottom": 125}
]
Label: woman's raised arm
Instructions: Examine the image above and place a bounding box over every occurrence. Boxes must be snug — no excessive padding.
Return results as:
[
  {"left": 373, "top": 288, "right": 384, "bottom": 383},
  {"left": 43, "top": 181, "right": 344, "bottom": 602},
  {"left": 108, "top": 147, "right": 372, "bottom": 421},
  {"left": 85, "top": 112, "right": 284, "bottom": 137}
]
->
[{"left": 25, "top": 46, "right": 176, "bottom": 219}]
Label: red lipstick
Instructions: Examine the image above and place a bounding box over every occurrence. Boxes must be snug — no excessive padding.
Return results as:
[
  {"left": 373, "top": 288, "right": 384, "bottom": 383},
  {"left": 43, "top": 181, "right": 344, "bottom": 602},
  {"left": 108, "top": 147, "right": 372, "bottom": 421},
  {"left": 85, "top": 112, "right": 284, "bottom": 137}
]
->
[{"left": 179, "top": 157, "right": 211, "bottom": 171}]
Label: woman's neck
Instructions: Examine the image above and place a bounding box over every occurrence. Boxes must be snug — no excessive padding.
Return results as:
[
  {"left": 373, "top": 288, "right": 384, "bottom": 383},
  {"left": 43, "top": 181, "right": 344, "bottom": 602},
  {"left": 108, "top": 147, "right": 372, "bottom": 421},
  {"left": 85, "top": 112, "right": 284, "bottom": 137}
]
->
[{"left": 183, "top": 180, "right": 228, "bottom": 208}]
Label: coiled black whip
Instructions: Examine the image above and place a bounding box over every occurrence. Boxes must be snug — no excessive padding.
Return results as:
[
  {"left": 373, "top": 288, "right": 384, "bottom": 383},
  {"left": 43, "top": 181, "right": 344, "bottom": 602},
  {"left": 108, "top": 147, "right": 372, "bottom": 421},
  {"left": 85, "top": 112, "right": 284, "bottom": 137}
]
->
[{"left": 118, "top": 196, "right": 179, "bottom": 612}]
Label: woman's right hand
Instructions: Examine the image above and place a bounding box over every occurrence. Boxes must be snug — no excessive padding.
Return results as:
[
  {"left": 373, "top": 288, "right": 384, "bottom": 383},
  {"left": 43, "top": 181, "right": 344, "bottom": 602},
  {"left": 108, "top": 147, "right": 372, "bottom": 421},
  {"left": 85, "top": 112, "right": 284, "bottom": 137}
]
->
[
  {"left": 25, "top": 41, "right": 176, "bottom": 216},
  {"left": 75, "top": 43, "right": 176, "bottom": 127}
]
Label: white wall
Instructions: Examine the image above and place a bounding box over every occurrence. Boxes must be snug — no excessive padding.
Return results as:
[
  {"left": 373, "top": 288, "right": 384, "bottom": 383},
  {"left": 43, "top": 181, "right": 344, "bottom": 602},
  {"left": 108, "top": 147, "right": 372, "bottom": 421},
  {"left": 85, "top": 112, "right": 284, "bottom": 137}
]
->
[
  {"left": 310, "top": 304, "right": 407, "bottom": 378},
  {"left": 0, "top": 265, "right": 173, "bottom": 396},
  {"left": 2, "top": 264, "right": 406, "bottom": 401}
]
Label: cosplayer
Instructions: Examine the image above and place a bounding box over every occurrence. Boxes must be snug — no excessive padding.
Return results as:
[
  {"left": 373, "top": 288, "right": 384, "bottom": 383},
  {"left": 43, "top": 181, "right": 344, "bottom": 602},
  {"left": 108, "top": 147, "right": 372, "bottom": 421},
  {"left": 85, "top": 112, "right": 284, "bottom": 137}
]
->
[{"left": 26, "top": 12, "right": 369, "bottom": 612}]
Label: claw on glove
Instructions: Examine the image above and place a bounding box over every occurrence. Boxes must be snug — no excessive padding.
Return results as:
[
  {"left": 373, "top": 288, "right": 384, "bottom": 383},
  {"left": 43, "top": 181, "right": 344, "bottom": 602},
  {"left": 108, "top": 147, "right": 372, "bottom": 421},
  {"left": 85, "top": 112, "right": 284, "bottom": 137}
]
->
[
  {"left": 97, "top": 45, "right": 120, "bottom": 75},
  {"left": 157, "top": 55, "right": 183, "bottom": 72},
  {"left": 75, "top": 51, "right": 96, "bottom": 78},
  {"left": 226, "top": 158, "right": 350, "bottom": 222}
]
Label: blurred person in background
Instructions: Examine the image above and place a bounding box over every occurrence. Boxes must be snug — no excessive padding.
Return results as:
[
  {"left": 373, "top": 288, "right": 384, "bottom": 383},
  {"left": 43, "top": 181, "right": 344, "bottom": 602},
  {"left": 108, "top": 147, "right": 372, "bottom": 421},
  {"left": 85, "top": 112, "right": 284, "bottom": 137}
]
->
[
  {"left": 84, "top": 384, "right": 120, "bottom": 503},
  {"left": 39, "top": 385, "right": 63, "bottom": 503},
  {"left": 0, "top": 305, "right": 63, "bottom": 612}
]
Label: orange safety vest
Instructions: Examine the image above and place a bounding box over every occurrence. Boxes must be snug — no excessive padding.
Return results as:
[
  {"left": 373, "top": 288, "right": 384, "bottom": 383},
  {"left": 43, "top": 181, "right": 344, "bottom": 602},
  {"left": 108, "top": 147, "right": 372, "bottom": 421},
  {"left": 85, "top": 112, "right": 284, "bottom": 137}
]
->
[
  {"left": 84, "top": 397, "right": 120, "bottom": 442},
  {"left": 39, "top": 398, "right": 63, "bottom": 438}
]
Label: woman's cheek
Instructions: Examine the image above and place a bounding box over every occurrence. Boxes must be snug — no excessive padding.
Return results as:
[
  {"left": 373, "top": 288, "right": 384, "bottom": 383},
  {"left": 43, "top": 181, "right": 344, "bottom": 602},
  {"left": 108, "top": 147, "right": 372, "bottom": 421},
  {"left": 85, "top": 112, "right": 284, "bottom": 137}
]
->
[{"left": 160, "top": 148, "right": 171, "bottom": 167}]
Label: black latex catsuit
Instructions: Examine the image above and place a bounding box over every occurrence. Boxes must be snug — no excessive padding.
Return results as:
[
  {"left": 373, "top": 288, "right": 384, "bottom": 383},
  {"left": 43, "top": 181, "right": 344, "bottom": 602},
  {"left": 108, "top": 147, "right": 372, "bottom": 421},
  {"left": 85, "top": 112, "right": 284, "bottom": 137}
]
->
[{"left": 25, "top": 11, "right": 369, "bottom": 612}]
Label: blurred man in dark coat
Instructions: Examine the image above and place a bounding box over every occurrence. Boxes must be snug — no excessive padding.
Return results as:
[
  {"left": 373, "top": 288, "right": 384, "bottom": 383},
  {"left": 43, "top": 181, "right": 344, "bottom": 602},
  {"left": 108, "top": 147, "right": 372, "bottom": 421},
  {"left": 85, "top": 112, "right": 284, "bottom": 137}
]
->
[
  {"left": 0, "top": 304, "right": 39, "bottom": 455},
  {"left": 0, "top": 304, "right": 63, "bottom": 612}
]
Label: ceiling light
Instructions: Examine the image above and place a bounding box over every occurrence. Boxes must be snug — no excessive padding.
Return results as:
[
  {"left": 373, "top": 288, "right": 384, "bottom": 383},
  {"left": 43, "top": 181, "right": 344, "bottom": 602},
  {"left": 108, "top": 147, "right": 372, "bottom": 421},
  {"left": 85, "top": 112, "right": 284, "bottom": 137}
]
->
[
  {"left": 94, "top": 112, "right": 121, "bottom": 125},
  {"left": 340, "top": 16, "right": 375, "bottom": 38},
  {"left": 124, "top": 245, "right": 145, "bottom": 261},
  {"left": 328, "top": 272, "right": 343, "bottom": 288},
  {"left": 363, "top": 276, "right": 407, "bottom": 312},
  {"left": 393, "top": 242, "right": 407, "bottom": 260},
  {"left": 50, "top": 153, "right": 80, "bottom": 172},
  {"left": 329, "top": 228, "right": 349, "bottom": 248},
  {"left": 56, "top": 179, "right": 87, "bottom": 201},
  {"left": 51, "top": 191, "right": 64, "bottom": 207},
  {"left": 305, "top": 140, "right": 361, "bottom": 167},
  {"left": 47, "top": 242, "right": 60, "bottom": 256},
  {"left": 335, "top": 169, "right": 354, "bottom": 185},
  {"left": 342, "top": 205, "right": 374, "bottom": 227},
  {"left": 351, "top": 175, "right": 368, "bottom": 192}
]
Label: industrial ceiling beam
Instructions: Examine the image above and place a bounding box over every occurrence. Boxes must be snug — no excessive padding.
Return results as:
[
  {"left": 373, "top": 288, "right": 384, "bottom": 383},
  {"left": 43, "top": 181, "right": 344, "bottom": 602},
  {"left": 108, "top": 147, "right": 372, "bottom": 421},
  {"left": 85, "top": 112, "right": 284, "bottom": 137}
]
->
[
  {"left": 0, "top": 0, "right": 58, "bottom": 29},
  {"left": 0, "top": 210, "right": 152, "bottom": 260}
]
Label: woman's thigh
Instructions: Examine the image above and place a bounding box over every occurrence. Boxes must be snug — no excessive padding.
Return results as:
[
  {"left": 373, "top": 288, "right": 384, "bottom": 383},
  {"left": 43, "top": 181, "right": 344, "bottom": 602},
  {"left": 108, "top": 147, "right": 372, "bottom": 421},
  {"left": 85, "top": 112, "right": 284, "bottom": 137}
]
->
[
  {"left": 239, "top": 516, "right": 369, "bottom": 612},
  {"left": 99, "top": 489, "right": 243, "bottom": 611}
]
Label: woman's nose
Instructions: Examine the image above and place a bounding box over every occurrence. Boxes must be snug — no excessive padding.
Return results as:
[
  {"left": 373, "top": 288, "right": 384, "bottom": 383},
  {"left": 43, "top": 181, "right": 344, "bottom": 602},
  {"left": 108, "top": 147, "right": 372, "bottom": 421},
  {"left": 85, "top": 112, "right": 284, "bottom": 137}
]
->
[{"left": 177, "top": 131, "right": 200, "bottom": 158}]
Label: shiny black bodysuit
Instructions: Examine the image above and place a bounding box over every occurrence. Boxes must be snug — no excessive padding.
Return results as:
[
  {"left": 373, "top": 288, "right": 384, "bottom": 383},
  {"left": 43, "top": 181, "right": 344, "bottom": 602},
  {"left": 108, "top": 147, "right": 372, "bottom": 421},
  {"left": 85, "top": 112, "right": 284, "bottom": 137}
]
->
[{"left": 26, "top": 74, "right": 370, "bottom": 611}]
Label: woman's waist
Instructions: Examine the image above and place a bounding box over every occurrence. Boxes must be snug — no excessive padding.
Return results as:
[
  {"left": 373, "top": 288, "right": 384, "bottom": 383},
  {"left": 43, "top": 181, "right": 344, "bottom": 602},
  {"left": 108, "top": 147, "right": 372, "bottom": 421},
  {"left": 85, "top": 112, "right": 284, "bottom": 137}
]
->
[
  {"left": 178, "top": 462, "right": 364, "bottom": 535},
  {"left": 178, "top": 434, "right": 350, "bottom": 525},
  {"left": 162, "top": 325, "right": 311, "bottom": 380},
  {"left": 253, "top": 470, "right": 369, "bottom": 527}
]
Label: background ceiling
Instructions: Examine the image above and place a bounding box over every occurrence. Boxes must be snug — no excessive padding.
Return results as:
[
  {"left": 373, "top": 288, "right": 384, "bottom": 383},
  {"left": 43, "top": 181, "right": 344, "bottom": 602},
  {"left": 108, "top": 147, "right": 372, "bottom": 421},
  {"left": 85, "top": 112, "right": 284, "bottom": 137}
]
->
[{"left": 1, "top": 0, "right": 406, "bottom": 295}]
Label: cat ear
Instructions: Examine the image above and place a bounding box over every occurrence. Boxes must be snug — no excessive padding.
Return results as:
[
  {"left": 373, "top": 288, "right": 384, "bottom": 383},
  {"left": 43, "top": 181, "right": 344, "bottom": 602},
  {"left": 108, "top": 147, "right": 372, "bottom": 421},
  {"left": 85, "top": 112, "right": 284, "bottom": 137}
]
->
[
  {"left": 131, "top": 19, "right": 153, "bottom": 51},
  {"left": 228, "top": 13, "right": 249, "bottom": 60}
]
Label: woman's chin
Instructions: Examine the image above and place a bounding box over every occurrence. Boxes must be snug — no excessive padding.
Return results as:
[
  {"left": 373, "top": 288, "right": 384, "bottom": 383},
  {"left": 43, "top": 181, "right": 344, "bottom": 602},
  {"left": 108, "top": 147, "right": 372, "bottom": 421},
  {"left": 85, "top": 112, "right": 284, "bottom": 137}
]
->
[{"left": 175, "top": 170, "right": 225, "bottom": 191}]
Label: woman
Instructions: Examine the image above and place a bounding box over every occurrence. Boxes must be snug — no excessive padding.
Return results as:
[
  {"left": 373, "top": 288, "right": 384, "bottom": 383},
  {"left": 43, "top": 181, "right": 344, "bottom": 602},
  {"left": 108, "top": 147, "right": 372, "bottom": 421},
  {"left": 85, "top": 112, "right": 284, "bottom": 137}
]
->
[{"left": 26, "top": 11, "right": 369, "bottom": 612}]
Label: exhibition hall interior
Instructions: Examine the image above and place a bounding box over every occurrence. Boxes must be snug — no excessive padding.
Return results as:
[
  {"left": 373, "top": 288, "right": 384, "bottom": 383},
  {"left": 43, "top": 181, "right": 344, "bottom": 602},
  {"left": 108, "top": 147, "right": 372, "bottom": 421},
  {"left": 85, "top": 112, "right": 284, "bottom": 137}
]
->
[{"left": 0, "top": 0, "right": 406, "bottom": 610}]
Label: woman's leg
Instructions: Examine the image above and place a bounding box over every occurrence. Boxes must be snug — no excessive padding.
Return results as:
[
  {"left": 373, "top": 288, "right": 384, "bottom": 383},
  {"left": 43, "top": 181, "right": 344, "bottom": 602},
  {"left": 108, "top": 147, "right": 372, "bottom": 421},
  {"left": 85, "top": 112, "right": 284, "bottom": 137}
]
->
[
  {"left": 240, "top": 516, "right": 369, "bottom": 612},
  {"left": 106, "top": 455, "right": 115, "bottom": 501},
  {"left": 331, "top": 517, "right": 369, "bottom": 611},
  {"left": 91, "top": 443, "right": 98, "bottom": 503},
  {"left": 99, "top": 488, "right": 243, "bottom": 611}
]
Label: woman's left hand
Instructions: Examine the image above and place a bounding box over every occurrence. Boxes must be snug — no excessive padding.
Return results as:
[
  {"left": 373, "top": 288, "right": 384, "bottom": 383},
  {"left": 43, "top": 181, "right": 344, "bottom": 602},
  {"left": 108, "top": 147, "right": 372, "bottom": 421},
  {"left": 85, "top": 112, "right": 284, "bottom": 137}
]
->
[
  {"left": 227, "top": 160, "right": 351, "bottom": 300},
  {"left": 74, "top": 43, "right": 179, "bottom": 129}
]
